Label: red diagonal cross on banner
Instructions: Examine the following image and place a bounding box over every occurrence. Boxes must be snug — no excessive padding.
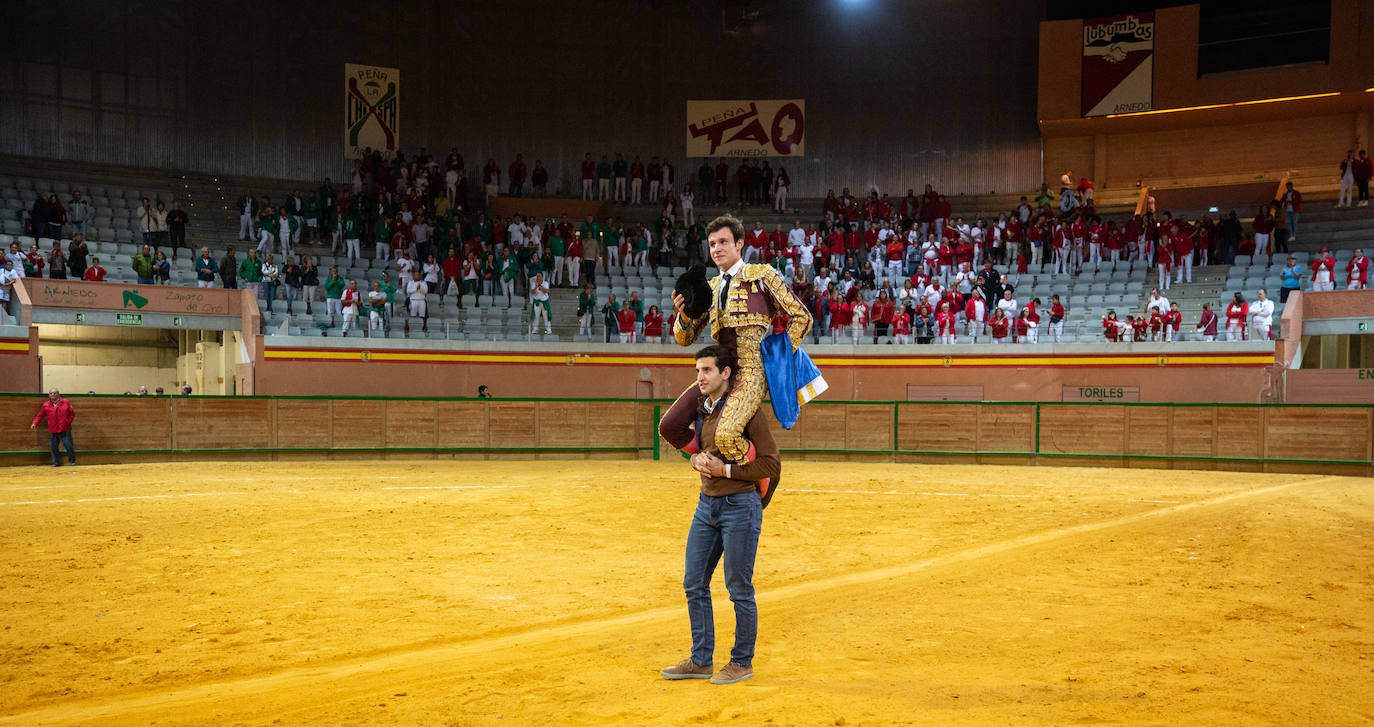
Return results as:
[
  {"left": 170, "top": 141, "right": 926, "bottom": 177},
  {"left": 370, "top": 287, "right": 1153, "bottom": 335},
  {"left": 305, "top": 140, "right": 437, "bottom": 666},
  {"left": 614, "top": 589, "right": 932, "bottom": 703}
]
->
[{"left": 348, "top": 77, "right": 396, "bottom": 148}]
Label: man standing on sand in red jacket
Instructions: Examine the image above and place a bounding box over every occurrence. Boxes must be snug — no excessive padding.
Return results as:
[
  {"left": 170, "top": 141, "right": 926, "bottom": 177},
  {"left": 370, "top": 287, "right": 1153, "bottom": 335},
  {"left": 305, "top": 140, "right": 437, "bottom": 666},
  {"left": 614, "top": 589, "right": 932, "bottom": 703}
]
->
[{"left": 30, "top": 388, "right": 76, "bottom": 467}]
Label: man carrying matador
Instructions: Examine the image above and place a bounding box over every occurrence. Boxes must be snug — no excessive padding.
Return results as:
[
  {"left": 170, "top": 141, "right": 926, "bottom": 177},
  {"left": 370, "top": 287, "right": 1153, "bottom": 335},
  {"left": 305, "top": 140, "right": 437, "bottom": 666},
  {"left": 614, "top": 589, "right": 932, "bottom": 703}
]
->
[{"left": 661, "top": 214, "right": 826, "bottom": 480}]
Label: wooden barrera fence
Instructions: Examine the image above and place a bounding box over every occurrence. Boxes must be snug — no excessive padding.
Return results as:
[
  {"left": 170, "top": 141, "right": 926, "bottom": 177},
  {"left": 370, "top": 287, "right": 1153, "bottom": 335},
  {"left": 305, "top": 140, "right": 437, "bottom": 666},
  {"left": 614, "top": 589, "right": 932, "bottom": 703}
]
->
[{"left": 1, "top": 395, "right": 1369, "bottom": 475}]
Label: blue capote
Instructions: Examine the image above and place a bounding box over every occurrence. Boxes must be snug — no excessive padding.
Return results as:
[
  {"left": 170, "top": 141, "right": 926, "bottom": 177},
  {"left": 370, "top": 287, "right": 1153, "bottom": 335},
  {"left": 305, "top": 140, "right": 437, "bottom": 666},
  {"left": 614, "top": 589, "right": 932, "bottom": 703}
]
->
[{"left": 760, "top": 331, "right": 828, "bottom": 430}]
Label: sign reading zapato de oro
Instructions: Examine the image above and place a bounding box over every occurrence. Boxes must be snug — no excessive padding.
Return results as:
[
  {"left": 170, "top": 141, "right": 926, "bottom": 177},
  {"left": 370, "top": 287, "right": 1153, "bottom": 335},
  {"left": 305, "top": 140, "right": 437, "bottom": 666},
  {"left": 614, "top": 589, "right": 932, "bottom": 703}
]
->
[{"left": 686, "top": 100, "right": 805, "bottom": 158}]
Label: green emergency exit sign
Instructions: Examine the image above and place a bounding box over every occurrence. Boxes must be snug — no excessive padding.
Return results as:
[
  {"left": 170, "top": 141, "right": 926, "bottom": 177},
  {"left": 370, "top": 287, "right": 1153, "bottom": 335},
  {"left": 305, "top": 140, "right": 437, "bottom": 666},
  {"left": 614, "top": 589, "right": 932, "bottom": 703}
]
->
[{"left": 116, "top": 312, "right": 143, "bottom": 326}]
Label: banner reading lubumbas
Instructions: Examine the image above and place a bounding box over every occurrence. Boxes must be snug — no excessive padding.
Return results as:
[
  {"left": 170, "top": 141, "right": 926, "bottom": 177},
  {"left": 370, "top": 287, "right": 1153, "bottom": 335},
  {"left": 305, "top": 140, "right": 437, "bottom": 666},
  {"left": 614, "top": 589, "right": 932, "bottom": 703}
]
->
[
  {"left": 344, "top": 63, "right": 400, "bottom": 158},
  {"left": 686, "top": 100, "right": 805, "bottom": 158},
  {"left": 1081, "top": 13, "right": 1154, "bottom": 117}
]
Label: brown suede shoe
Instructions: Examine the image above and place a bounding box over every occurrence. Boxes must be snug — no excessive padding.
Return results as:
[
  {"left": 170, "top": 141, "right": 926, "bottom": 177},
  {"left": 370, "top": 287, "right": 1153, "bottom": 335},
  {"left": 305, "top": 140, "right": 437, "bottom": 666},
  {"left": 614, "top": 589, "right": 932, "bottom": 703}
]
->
[
  {"left": 709, "top": 661, "right": 753, "bottom": 684},
  {"left": 660, "top": 658, "right": 713, "bottom": 680}
]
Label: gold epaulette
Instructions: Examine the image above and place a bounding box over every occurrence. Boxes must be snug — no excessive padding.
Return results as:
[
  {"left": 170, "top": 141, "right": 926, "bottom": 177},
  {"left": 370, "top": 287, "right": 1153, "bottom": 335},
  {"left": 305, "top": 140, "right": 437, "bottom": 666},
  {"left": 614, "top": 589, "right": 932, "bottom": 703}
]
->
[{"left": 739, "top": 263, "right": 779, "bottom": 283}]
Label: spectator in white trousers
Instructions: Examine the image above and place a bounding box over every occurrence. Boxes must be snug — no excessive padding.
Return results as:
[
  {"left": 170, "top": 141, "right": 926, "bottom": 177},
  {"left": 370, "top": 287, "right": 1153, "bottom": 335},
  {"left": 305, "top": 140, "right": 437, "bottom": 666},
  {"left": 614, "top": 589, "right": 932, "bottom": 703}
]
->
[{"left": 1249, "top": 289, "right": 1273, "bottom": 341}]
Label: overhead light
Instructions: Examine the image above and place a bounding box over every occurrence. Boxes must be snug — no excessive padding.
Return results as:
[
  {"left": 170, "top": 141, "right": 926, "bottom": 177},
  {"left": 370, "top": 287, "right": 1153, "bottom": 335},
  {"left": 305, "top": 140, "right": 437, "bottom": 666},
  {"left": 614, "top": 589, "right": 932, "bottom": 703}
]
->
[
  {"left": 1208, "top": 206, "right": 1219, "bottom": 212},
  {"left": 1105, "top": 91, "right": 1341, "bottom": 118}
]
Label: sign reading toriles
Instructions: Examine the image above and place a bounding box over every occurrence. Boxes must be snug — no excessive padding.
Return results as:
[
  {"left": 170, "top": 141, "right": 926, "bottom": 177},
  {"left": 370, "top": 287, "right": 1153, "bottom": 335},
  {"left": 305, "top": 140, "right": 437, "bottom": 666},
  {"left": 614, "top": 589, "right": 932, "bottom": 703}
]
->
[
  {"left": 345, "top": 63, "right": 400, "bottom": 158},
  {"left": 1062, "top": 385, "right": 1141, "bottom": 402},
  {"left": 1081, "top": 13, "right": 1154, "bottom": 117},
  {"left": 686, "top": 100, "right": 805, "bottom": 158}
]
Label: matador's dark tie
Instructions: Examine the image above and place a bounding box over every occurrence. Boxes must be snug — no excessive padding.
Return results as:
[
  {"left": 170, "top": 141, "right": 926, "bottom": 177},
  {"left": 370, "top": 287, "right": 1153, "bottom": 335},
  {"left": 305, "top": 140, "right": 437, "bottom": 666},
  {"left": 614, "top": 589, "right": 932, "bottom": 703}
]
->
[{"left": 719, "top": 274, "right": 732, "bottom": 310}]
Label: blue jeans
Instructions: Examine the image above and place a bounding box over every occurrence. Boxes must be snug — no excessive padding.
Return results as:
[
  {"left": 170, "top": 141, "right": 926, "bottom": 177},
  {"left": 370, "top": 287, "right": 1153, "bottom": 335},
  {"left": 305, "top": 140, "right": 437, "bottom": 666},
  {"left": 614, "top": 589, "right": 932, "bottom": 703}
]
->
[
  {"left": 262, "top": 282, "right": 277, "bottom": 311},
  {"left": 285, "top": 284, "right": 299, "bottom": 313},
  {"left": 683, "top": 491, "right": 762, "bottom": 667},
  {"left": 49, "top": 430, "right": 75, "bottom": 466},
  {"left": 137, "top": 277, "right": 153, "bottom": 285},
  {"left": 1286, "top": 211, "right": 1299, "bottom": 240}
]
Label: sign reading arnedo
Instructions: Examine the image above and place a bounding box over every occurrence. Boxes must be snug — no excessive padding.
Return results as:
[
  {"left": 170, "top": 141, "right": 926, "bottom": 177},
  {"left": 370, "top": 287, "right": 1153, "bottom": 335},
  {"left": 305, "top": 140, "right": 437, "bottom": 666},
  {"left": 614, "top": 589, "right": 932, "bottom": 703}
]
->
[{"left": 686, "top": 100, "right": 805, "bottom": 158}]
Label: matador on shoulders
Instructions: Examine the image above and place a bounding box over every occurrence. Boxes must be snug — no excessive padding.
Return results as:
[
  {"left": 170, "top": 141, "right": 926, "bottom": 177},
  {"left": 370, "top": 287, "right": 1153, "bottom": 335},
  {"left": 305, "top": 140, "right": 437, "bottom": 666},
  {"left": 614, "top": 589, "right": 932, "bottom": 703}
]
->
[{"left": 664, "top": 214, "right": 812, "bottom": 464}]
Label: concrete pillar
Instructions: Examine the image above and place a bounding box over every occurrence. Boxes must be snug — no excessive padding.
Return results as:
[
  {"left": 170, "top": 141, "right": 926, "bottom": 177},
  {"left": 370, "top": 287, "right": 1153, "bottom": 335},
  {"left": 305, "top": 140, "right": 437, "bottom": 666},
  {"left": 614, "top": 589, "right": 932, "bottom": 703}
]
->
[{"left": 1093, "top": 134, "right": 1109, "bottom": 189}]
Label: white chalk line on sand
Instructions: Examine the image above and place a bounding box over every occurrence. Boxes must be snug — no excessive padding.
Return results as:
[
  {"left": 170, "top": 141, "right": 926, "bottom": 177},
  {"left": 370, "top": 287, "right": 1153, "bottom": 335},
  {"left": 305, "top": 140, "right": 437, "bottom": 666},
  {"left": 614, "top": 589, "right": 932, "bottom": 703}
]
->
[
  {"left": 0, "top": 475, "right": 1332, "bottom": 727},
  {"left": 0, "top": 491, "right": 246, "bottom": 507},
  {"left": 380, "top": 485, "right": 529, "bottom": 491}
]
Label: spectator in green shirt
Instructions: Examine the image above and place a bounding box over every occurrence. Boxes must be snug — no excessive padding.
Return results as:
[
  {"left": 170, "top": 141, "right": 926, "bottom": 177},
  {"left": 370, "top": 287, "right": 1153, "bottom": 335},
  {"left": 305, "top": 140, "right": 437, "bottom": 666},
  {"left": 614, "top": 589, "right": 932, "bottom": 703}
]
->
[
  {"left": 319, "top": 179, "right": 338, "bottom": 232},
  {"left": 613, "top": 153, "right": 629, "bottom": 203},
  {"left": 239, "top": 249, "right": 263, "bottom": 296},
  {"left": 698, "top": 162, "right": 714, "bottom": 202},
  {"left": 499, "top": 248, "right": 519, "bottom": 304},
  {"left": 576, "top": 283, "right": 596, "bottom": 337},
  {"left": 601, "top": 294, "right": 620, "bottom": 343},
  {"left": 626, "top": 290, "right": 644, "bottom": 338},
  {"left": 480, "top": 252, "right": 497, "bottom": 297},
  {"left": 195, "top": 247, "right": 219, "bottom": 288},
  {"left": 303, "top": 193, "right": 321, "bottom": 243},
  {"left": 340, "top": 213, "right": 362, "bottom": 264},
  {"left": 324, "top": 267, "right": 345, "bottom": 323},
  {"left": 379, "top": 272, "right": 397, "bottom": 318},
  {"left": 547, "top": 232, "right": 566, "bottom": 287},
  {"left": 132, "top": 244, "right": 155, "bottom": 284},
  {"left": 373, "top": 216, "right": 392, "bottom": 262},
  {"left": 597, "top": 156, "right": 613, "bottom": 201}
]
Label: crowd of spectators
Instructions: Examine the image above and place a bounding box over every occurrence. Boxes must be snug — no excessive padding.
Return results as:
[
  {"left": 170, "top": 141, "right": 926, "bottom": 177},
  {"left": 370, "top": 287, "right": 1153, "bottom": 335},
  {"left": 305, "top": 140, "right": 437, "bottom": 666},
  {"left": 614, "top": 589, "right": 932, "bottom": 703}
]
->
[{"left": 5, "top": 146, "right": 1368, "bottom": 346}]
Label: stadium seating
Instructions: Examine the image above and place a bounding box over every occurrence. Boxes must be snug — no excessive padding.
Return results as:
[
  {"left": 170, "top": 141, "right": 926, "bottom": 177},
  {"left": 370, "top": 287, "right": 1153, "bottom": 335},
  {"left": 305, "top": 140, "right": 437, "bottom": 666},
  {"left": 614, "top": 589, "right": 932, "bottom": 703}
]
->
[{"left": 8, "top": 156, "right": 1373, "bottom": 345}]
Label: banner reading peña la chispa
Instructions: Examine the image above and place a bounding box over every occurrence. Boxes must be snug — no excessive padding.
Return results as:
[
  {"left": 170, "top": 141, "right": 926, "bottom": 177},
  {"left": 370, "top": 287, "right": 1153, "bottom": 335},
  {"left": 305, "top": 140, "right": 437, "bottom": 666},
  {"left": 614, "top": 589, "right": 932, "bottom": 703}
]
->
[
  {"left": 344, "top": 63, "right": 400, "bottom": 158},
  {"left": 686, "top": 100, "right": 805, "bottom": 158}
]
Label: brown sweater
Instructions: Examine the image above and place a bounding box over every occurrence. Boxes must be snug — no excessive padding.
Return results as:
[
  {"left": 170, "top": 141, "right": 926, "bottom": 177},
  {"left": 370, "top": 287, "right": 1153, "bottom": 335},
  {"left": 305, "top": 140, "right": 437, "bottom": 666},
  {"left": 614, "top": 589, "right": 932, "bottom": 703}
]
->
[{"left": 663, "top": 391, "right": 781, "bottom": 497}]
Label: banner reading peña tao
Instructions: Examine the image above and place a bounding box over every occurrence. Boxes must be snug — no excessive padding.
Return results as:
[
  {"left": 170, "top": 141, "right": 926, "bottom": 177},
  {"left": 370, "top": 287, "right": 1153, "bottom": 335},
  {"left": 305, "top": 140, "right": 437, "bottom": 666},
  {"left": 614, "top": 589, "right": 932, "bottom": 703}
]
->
[
  {"left": 686, "top": 100, "right": 805, "bottom": 158},
  {"left": 344, "top": 63, "right": 400, "bottom": 158}
]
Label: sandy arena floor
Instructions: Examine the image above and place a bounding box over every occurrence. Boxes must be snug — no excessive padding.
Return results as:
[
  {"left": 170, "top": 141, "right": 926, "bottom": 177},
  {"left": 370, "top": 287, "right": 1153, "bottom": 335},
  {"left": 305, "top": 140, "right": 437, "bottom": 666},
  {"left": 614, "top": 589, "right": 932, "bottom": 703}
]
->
[{"left": 0, "top": 460, "right": 1370, "bottom": 726}]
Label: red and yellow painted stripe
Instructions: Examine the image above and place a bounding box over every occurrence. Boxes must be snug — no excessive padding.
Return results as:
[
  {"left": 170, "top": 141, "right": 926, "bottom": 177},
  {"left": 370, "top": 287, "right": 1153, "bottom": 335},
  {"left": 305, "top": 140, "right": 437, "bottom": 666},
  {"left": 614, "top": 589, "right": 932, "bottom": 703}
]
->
[
  {"left": 263, "top": 346, "right": 1274, "bottom": 369},
  {"left": 0, "top": 338, "right": 31, "bottom": 355}
]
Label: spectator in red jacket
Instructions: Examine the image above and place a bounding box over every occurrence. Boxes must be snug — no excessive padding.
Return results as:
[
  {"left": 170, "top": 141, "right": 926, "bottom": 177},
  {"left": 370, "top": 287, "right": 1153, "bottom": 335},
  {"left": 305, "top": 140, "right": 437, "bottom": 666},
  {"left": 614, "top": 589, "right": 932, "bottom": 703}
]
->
[
  {"left": 507, "top": 153, "right": 526, "bottom": 197},
  {"left": 1354, "top": 149, "right": 1372, "bottom": 207},
  {"left": 1195, "top": 302, "right": 1218, "bottom": 342},
  {"left": 1102, "top": 310, "right": 1122, "bottom": 342},
  {"left": 891, "top": 305, "right": 911, "bottom": 344},
  {"left": 936, "top": 302, "right": 957, "bottom": 344},
  {"left": 1130, "top": 316, "right": 1148, "bottom": 343},
  {"left": 616, "top": 305, "right": 637, "bottom": 343},
  {"left": 580, "top": 153, "right": 595, "bottom": 200},
  {"left": 990, "top": 308, "right": 1010, "bottom": 344},
  {"left": 1225, "top": 293, "right": 1248, "bottom": 341},
  {"left": 30, "top": 388, "right": 77, "bottom": 467},
  {"left": 1347, "top": 248, "right": 1369, "bottom": 290},
  {"left": 1048, "top": 294, "right": 1066, "bottom": 343},
  {"left": 642, "top": 305, "right": 664, "bottom": 343},
  {"left": 1172, "top": 226, "right": 1194, "bottom": 284},
  {"left": 83, "top": 257, "right": 107, "bottom": 281},
  {"left": 1162, "top": 303, "right": 1183, "bottom": 342},
  {"left": 1311, "top": 247, "right": 1337, "bottom": 292},
  {"left": 1155, "top": 241, "right": 1171, "bottom": 292},
  {"left": 870, "top": 291, "right": 894, "bottom": 343}
]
